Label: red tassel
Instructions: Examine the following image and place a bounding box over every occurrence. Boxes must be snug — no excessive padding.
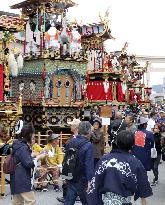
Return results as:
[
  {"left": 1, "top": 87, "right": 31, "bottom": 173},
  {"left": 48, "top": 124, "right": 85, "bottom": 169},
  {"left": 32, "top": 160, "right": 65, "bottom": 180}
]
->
[
  {"left": 42, "top": 63, "right": 46, "bottom": 81},
  {"left": 0, "top": 64, "right": 4, "bottom": 101},
  {"left": 24, "top": 25, "right": 26, "bottom": 54}
]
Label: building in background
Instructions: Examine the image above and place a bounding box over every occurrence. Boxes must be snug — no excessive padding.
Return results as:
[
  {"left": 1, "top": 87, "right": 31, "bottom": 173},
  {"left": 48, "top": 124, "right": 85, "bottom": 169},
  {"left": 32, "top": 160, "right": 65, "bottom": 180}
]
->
[
  {"left": 163, "top": 77, "right": 165, "bottom": 94},
  {"left": 151, "top": 78, "right": 165, "bottom": 103}
]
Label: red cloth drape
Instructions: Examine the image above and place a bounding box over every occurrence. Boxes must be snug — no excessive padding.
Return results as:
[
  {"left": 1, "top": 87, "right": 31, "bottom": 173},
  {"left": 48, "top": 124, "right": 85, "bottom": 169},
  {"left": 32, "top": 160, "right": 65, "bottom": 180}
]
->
[
  {"left": 117, "top": 82, "right": 125, "bottom": 102},
  {"left": 86, "top": 81, "right": 113, "bottom": 101},
  {"left": 0, "top": 64, "right": 3, "bottom": 101}
]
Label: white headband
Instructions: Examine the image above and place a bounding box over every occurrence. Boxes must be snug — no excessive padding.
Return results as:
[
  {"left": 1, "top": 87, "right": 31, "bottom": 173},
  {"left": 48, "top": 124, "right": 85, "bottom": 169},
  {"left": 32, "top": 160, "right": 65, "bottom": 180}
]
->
[{"left": 15, "top": 120, "right": 24, "bottom": 135}]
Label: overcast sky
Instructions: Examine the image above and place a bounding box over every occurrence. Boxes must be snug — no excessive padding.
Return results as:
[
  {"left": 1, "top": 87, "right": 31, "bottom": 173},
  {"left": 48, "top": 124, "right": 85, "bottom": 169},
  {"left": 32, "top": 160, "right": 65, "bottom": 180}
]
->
[{"left": 3, "top": 0, "right": 165, "bottom": 85}]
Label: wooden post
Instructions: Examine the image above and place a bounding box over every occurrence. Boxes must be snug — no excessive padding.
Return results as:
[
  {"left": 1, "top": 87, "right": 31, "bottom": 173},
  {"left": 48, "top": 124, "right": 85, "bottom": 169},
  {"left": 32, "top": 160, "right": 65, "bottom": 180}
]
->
[
  {"left": 100, "top": 106, "right": 112, "bottom": 153},
  {"left": 0, "top": 156, "right": 5, "bottom": 196},
  {"left": 38, "top": 132, "right": 41, "bottom": 145}
]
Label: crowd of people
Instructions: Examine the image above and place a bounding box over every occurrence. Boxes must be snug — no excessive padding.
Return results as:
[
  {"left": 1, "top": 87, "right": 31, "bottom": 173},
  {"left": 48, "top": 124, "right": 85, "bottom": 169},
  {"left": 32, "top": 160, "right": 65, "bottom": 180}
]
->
[{"left": 0, "top": 104, "right": 165, "bottom": 205}]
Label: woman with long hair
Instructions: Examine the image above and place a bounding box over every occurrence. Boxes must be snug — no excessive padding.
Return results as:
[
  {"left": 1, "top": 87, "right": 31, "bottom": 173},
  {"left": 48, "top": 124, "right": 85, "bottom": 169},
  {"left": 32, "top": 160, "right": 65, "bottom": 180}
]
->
[{"left": 10, "top": 123, "right": 45, "bottom": 205}]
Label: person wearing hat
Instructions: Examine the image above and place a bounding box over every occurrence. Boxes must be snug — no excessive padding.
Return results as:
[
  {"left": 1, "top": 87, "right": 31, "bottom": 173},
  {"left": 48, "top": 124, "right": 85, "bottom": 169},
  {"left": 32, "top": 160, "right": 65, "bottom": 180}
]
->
[
  {"left": 132, "top": 117, "right": 154, "bottom": 171},
  {"left": 39, "top": 133, "right": 63, "bottom": 191},
  {"left": 91, "top": 117, "right": 105, "bottom": 167},
  {"left": 87, "top": 130, "right": 153, "bottom": 205}
]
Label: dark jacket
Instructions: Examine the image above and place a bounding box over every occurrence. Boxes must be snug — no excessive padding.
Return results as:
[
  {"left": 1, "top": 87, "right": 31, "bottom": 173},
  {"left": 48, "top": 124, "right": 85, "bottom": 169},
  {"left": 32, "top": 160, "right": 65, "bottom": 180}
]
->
[
  {"left": 132, "top": 128, "right": 154, "bottom": 171},
  {"left": 87, "top": 149, "right": 153, "bottom": 205},
  {"left": 157, "top": 117, "right": 165, "bottom": 132},
  {"left": 154, "top": 133, "right": 162, "bottom": 154},
  {"left": 108, "top": 119, "right": 127, "bottom": 142},
  {"left": 66, "top": 135, "right": 94, "bottom": 182},
  {"left": 91, "top": 129, "right": 104, "bottom": 159},
  {"left": 10, "top": 139, "right": 34, "bottom": 195}
]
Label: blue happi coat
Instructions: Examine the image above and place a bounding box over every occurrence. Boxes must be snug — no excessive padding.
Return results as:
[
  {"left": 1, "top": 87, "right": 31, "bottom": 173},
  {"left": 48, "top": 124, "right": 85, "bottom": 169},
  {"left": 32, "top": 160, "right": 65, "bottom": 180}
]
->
[
  {"left": 87, "top": 149, "right": 152, "bottom": 205},
  {"left": 132, "top": 128, "right": 154, "bottom": 171}
]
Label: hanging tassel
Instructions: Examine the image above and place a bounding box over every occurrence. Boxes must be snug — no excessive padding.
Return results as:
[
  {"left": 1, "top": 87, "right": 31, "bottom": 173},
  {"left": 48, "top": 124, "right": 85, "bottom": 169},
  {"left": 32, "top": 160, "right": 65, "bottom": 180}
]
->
[
  {"left": 11, "top": 60, "right": 18, "bottom": 77},
  {"left": 43, "top": 4, "right": 46, "bottom": 33},
  {"left": 36, "top": 7, "right": 39, "bottom": 32},
  {"left": 17, "top": 54, "right": 24, "bottom": 69},
  {"left": 8, "top": 53, "right": 15, "bottom": 70},
  {"left": 24, "top": 25, "right": 27, "bottom": 54},
  {"left": 8, "top": 53, "right": 18, "bottom": 77}
]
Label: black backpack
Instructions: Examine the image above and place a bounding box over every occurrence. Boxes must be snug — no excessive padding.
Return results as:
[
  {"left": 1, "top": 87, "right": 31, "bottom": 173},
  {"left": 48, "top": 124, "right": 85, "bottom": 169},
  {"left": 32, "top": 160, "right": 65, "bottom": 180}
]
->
[{"left": 62, "top": 140, "right": 88, "bottom": 182}]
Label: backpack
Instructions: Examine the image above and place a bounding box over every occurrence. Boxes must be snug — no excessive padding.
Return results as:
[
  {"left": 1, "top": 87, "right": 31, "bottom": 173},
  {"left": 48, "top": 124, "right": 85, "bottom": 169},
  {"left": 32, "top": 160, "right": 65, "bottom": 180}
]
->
[
  {"left": 3, "top": 154, "right": 16, "bottom": 174},
  {"left": 3, "top": 147, "right": 21, "bottom": 174},
  {"left": 62, "top": 140, "right": 88, "bottom": 182},
  {"left": 0, "top": 143, "right": 11, "bottom": 156}
]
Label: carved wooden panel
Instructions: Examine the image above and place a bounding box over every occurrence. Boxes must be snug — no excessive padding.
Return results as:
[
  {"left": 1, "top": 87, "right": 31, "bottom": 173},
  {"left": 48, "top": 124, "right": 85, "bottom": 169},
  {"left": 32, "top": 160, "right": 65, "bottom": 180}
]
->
[{"left": 52, "top": 75, "right": 74, "bottom": 106}]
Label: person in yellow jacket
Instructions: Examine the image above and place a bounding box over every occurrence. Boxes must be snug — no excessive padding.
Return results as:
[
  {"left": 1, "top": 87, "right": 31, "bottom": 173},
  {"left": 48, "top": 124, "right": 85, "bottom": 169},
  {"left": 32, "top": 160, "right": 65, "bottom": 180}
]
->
[
  {"left": 39, "top": 133, "right": 63, "bottom": 191},
  {"left": 31, "top": 136, "right": 43, "bottom": 155}
]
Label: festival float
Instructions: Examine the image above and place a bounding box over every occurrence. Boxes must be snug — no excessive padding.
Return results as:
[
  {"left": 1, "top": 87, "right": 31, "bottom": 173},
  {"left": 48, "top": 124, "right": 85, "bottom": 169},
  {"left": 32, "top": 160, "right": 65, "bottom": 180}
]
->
[
  {"left": 0, "top": 12, "right": 24, "bottom": 141},
  {"left": 0, "top": 0, "right": 152, "bottom": 133}
]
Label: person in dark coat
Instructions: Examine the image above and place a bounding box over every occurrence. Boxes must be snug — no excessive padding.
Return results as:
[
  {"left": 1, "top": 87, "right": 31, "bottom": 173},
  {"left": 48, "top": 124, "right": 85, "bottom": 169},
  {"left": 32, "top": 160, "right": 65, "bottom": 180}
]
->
[
  {"left": 10, "top": 123, "right": 45, "bottom": 205},
  {"left": 87, "top": 130, "right": 153, "bottom": 205},
  {"left": 151, "top": 124, "right": 162, "bottom": 186},
  {"left": 108, "top": 111, "right": 127, "bottom": 146},
  {"left": 132, "top": 117, "right": 154, "bottom": 171},
  {"left": 64, "top": 121, "right": 94, "bottom": 205},
  {"left": 91, "top": 117, "right": 104, "bottom": 167}
]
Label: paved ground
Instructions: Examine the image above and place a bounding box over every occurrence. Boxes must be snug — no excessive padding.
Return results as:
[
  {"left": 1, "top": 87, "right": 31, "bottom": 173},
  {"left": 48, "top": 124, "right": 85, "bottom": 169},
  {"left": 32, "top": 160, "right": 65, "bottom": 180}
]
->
[{"left": 1, "top": 162, "right": 165, "bottom": 205}]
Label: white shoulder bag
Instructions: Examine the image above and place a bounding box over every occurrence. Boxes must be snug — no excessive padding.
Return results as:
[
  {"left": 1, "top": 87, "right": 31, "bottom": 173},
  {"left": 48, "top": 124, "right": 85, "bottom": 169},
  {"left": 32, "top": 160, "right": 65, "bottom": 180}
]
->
[{"left": 151, "top": 143, "right": 157, "bottom": 159}]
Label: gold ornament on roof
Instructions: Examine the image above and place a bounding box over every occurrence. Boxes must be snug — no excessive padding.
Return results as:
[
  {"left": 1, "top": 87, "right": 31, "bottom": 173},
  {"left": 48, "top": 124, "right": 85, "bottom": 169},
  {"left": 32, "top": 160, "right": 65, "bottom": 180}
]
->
[
  {"left": 122, "top": 42, "right": 128, "bottom": 54},
  {"left": 99, "top": 8, "right": 110, "bottom": 32}
]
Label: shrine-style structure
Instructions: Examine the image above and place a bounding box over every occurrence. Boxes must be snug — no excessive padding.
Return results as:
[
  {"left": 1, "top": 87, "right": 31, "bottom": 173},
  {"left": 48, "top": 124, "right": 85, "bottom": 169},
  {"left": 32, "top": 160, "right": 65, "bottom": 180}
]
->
[
  {"left": 0, "top": 11, "right": 24, "bottom": 140},
  {"left": 0, "top": 0, "right": 152, "bottom": 130}
]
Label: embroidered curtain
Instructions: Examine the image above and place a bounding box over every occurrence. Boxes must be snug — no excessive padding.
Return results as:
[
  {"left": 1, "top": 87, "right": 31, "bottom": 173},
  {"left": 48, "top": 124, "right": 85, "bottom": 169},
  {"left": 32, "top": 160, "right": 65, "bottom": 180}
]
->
[
  {"left": 86, "top": 81, "right": 113, "bottom": 101},
  {"left": 117, "top": 82, "right": 125, "bottom": 102}
]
